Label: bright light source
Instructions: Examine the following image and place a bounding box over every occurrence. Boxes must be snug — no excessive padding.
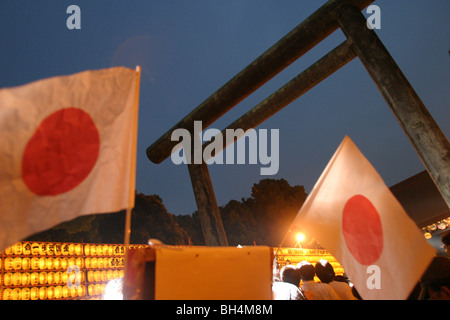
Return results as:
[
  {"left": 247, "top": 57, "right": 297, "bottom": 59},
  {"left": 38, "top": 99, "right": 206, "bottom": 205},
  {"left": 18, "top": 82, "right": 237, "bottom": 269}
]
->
[{"left": 296, "top": 233, "right": 305, "bottom": 243}]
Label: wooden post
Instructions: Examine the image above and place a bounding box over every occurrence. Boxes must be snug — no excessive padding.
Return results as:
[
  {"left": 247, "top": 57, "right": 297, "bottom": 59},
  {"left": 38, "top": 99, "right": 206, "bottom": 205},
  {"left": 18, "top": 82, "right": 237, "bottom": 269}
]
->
[
  {"left": 146, "top": 0, "right": 375, "bottom": 164},
  {"left": 202, "top": 40, "right": 356, "bottom": 159},
  {"left": 337, "top": 5, "right": 450, "bottom": 208},
  {"left": 187, "top": 160, "right": 229, "bottom": 246}
]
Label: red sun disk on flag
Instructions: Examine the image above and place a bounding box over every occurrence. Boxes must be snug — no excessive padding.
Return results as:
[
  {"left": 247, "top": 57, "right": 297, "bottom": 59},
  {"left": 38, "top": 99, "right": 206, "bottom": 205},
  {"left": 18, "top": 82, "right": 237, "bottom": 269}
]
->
[
  {"left": 342, "top": 194, "right": 384, "bottom": 266},
  {"left": 22, "top": 107, "right": 100, "bottom": 196}
]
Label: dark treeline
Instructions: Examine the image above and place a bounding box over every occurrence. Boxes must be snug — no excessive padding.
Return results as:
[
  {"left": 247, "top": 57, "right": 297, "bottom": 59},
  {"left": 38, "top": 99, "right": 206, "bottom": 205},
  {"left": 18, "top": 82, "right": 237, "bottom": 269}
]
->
[{"left": 26, "top": 179, "right": 308, "bottom": 247}]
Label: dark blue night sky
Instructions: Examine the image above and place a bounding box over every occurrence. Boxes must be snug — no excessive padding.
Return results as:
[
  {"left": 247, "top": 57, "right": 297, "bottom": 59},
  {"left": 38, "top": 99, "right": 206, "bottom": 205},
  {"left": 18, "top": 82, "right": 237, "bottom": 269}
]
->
[{"left": 1, "top": 1, "right": 449, "bottom": 215}]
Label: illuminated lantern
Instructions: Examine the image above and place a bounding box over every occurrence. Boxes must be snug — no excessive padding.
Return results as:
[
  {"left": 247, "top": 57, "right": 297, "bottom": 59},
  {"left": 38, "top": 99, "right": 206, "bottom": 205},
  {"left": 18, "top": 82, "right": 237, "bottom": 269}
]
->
[
  {"left": 61, "top": 272, "right": 68, "bottom": 285},
  {"left": 103, "top": 257, "right": 109, "bottom": 268},
  {"left": 68, "top": 244, "right": 75, "bottom": 255},
  {"left": 22, "top": 242, "right": 32, "bottom": 255},
  {"left": 91, "top": 257, "right": 98, "bottom": 269},
  {"left": 2, "top": 288, "right": 12, "bottom": 300},
  {"left": 53, "top": 257, "right": 61, "bottom": 270},
  {"left": 84, "top": 244, "right": 90, "bottom": 256},
  {"left": 54, "top": 272, "right": 62, "bottom": 285},
  {"left": 68, "top": 257, "right": 76, "bottom": 268},
  {"left": 112, "top": 270, "right": 119, "bottom": 279},
  {"left": 62, "top": 286, "right": 69, "bottom": 298},
  {"left": 4, "top": 257, "right": 14, "bottom": 271},
  {"left": 46, "top": 244, "right": 55, "bottom": 255},
  {"left": 70, "top": 287, "right": 77, "bottom": 298},
  {"left": 74, "top": 244, "right": 82, "bottom": 255},
  {"left": 90, "top": 245, "right": 96, "bottom": 256},
  {"left": 39, "top": 257, "right": 46, "bottom": 270},
  {"left": 12, "top": 272, "right": 22, "bottom": 286},
  {"left": 31, "top": 243, "right": 40, "bottom": 255},
  {"left": 21, "top": 272, "right": 30, "bottom": 286},
  {"left": 107, "top": 270, "right": 113, "bottom": 280},
  {"left": 47, "top": 272, "right": 55, "bottom": 285},
  {"left": 54, "top": 243, "right": 62, "bottom": 256},
  {"left": 88, "top": 284, "right": 95, "bottom": 296},
  {"left": 95, "top": 284, "right": 102, "bottom": 296},
  {"left": 11, "top": 288, "right": 22, "bottom": 300},
  {"left": 39, "top": 287, "right": 47, "bottom": 300},
  {"left": 22, "top": 257, "right": 31, "bottom": 270},
  {"left": 4, "top": 246, "right": 13, "bottom": 255},
  {"left": 47, "top": 286, "right": 54, "bottom": 300},
  {"left": 76, "top": 257, "right": 84, "bottom": 268},
  {"left": 85, "top": 257, "right": 91, "bottom": 269},
  {"left": 101, "top": 270, "right": 107, "bottom": 282},
  {"left": 13, "top": 257, "right": 22, "bottom": 270},
  {"left": 39, "top": 272, "right": 47, "bottom": 285},
  {"left": 119, "top": 270, "right": 124, "bottom": 278},
  {"left": 62, "top": 243, "right": 70, "bottom": 256},
  {"left": 21, "top": 287, "right": 30, "bottom": 300},
  {"left": 54, "top": 286, "right": 63, "bottom": 299},
  {"left": 96, "top": 245, "right": 102, "bottom": 256},
  {"left": 30, "top": 272, "right": 39, "bottom": 285},
  {"left": 103, "top": 245, "right": 109, "bottom": 255},
  {"left": 13, "top": 242, "right": 23, "bottom": 255},
  {"left": 30, "top": 287, "right": 39, "bottom": 300},
  {"left": 39, "top": 243, "right": 47, "bottom": 255},
  {"left": 94, "top": 270, "right": 101, "bottom": 282},
  {"left": 87, "top": 270, "right": 94, "bottom": 282},
  {"left": 3, "top": 273, "right": 12, "bottom": 286},
  {"left": 98, "top": 257, "right": 104, "bottom": 269},
  {"left": 76, "top": 285, "right": 83, "bottom": 297},
  {"left": 46, "top": 257, "right": 54, "bottom": 270},
  {"left": 60, "top": 258, "right": 69, "bottom": 270}
]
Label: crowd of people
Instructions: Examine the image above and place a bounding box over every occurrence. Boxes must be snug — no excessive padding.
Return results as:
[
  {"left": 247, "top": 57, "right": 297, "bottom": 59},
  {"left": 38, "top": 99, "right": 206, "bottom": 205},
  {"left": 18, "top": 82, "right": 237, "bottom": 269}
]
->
[
  {"left": 272, "top": 231, "right": 450, "bottom": 300},
  {"left": 272, "top": 259, "right": 359, "bottom": 300}
]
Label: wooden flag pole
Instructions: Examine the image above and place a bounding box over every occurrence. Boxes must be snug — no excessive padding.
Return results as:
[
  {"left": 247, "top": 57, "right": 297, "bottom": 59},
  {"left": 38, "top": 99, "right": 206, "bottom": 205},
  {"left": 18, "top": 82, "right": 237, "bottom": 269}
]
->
[{"left": 123, "top": 66, "right": 141, "bottom": 286}]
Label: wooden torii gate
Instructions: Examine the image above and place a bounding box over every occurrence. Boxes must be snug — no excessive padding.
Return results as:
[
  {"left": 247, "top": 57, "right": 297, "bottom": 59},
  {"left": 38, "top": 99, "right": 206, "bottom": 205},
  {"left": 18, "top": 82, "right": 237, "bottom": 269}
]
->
[{"left": 146, "top": 0, "right": 450, "bottom": 246}]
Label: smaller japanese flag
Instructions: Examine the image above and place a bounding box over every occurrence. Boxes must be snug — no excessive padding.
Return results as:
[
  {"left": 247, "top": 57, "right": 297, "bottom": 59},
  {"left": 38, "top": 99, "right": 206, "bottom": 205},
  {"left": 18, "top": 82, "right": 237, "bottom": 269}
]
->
[
  {"left": 0, "top": 67, "right": 140, "bottom": 251},
  {"left": 288, "top": 136, "right": 435, "bottom": 300}
]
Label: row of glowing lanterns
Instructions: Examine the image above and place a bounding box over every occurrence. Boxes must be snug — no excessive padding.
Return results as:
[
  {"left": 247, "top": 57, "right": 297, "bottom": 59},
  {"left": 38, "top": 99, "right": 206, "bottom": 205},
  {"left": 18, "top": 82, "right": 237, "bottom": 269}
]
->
[
  {"left": 422, "top": 217, "right": 449, "bottom": 240},
  {"left": 1, "top": 256, "right": 124, "bottom": 271},
  {"left": 0, "top": 242, "right": 127, "bottom": 256},
  {"left": 2, "top": 282, "right": 114, "bottom": 300},
  {"left": 2, "top": 269, "right": 124, "bottom": 287}
]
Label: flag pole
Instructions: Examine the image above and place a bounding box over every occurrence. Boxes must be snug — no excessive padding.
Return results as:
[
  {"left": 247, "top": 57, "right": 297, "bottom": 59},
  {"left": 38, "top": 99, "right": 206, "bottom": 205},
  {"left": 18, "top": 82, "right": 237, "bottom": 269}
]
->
[{"left": 123, "top": 66, "right": 141, "bottom": 286}]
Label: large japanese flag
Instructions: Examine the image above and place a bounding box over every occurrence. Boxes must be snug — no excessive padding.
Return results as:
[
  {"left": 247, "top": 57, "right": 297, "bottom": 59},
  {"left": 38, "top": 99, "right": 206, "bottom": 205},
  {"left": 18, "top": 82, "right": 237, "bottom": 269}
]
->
[
  {"left": 0, "top": 67, "right": 140, "bottom": 251},
  {"left": 288, "top": 136, "right": 435, "bottom": 300}
]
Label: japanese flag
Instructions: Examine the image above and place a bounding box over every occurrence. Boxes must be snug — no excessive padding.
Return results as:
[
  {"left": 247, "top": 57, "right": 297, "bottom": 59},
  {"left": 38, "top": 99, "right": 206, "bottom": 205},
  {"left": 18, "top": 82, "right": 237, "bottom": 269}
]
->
[
  {"left": 0, "top": 67, "right": 140, "bottom": 251},
  {"left": 288, "top": 136, "right": 435, "bottom": 300}
]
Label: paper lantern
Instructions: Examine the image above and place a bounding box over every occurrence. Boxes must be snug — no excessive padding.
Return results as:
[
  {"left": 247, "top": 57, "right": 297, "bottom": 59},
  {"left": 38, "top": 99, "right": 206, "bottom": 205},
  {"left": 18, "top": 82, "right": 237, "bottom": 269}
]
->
[
  {"left": 54, "top": 272, "right": 62, "bottom": 285},
  {"left": 21, "top": 272, "right": 30, "bottom": 286},
  {"left": 4, "top": 258, "right": 14, "bottom": 271},
  {"left": 3, "top": 273, "right": 12, "bottom": 286},
  {"left": 85, "top": 258, "right": 91, "bottom": 269},
  {"left": 54, "top": 286, "right": 63, "bottom": 299},
  {"left": 62, "top": 286, "right": 69, "bottom": 298},
  {"left": 30, "top": 287, "right": 39, "bottom": 300},
  {"left": 54, "top": 244, "right": 62, "bottom": 256},
  {"left": 12, "top": 272, "right": 22, "bottom": 286},
  {"left": 30, "top": 272, "right": 39, "bottom": 286},
  {"left": 30, "top": 243, "right": 40, "bottom": 255},
  {"left": 47, "top": 272, "right": 55, "bottom": 285},
  {"left": 22, "top": 242, "right": 32, "bottom": 255},
  {"left": 53, "top": 257, "right": 61, "bottom": 270},
  {"left": 84, "top": 244, "right": 90, "bottom": 256},
  {"left": 74, "top": 244, "right": 82, "bottom": 256},
  {"left": 39, "top": 272, "right": 47, "bottom": 285},
  {"left": 13, "top": 257, "right": 22, "bottom": 270},
  {"left": 39, "top": 243, "right": 47, "bottom": 255},
  {"left": 46, "top": 244, "right": 55, "bottom": 255},
  {"left": 39, "top": 287, "right": 47, "bottom": 300},
  {"left": 21, "top": 287, "right": 30, "bottom": 300},
  {"left": 22, "top": 257, "right": 31, "bottom": 270},
  {"left": 47, "top": 286, "right": 54, "bottom": 300},
  {"left": 13, "top": 242, "right": 23, "bottom": 255},
  {"left": 46, "top": 257, "right": 54, "bottom": 270},
  {"left": 39, "top": 257, "right": 46, "bottom": 270},
  {"left": 2, "top": 288, "right": 12, "bottom": 300}
]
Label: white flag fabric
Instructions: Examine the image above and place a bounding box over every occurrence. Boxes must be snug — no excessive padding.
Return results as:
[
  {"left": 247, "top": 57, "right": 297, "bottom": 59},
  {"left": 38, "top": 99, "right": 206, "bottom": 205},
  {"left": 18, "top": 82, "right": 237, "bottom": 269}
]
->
[
  {"left": 287, "top": 136, "right": 435, "bottom": 300},
  {"left": 0, "top": 67, "right": 140, "bottom": 251}
]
